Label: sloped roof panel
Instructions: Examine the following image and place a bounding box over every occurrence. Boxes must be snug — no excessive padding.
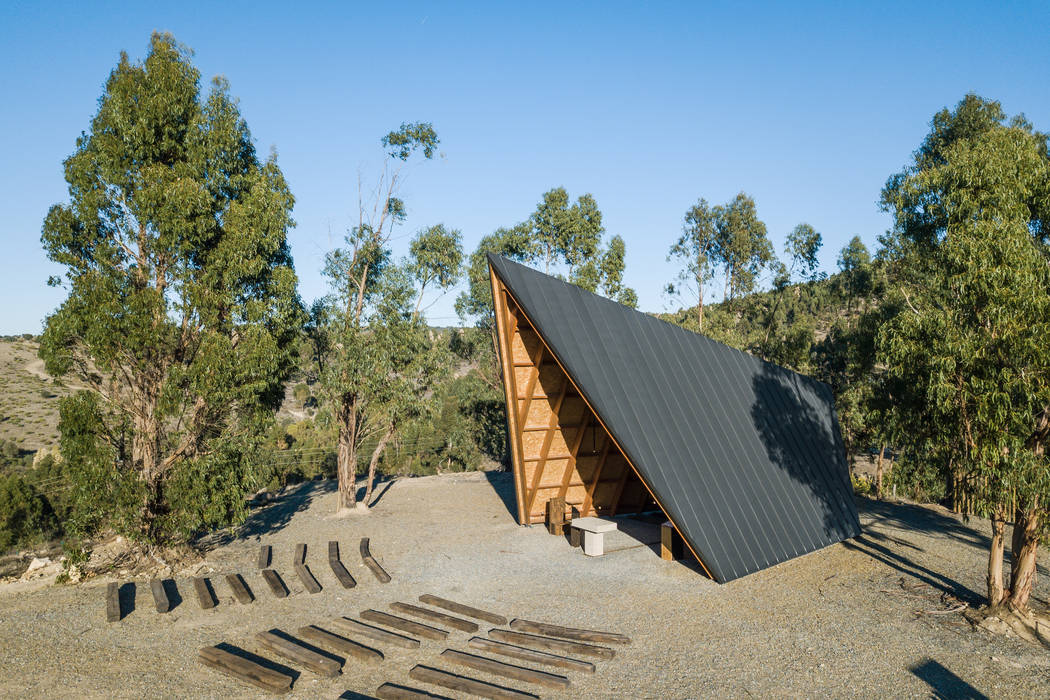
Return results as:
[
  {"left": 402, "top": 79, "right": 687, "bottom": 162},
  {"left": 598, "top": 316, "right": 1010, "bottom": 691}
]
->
[{"left": 489, "top": 254, "right": 861, "bottom": 582}]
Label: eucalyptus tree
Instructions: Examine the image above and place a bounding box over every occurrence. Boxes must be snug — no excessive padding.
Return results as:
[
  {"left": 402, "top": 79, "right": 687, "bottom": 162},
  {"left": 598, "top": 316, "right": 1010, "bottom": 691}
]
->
[
  {"left": 836, "top": 236, "right": 871, "bottom": 314},
  {"left": 713, "top": 193, "right": 774, "bottom": 306},
  {"left": 515, "top": 188, "right": 638, "bottom": 306},
  {"left": 879, "top": 94, "right": 1050, "bottom": 614},
  {"left": 39, "top": 34, "right": 303, "bottom": 541},
  {"left": 408, "top": 224, "right": 464, "bottom": 317},
  {"left": 762, "top": 223, "right": 823, "bottom": 346},
  {"left": 319, "top": 122, "right": 454, "bottom": 511},
  {"left": 668, "top": 198, "right": 718, "bottom": 332}
]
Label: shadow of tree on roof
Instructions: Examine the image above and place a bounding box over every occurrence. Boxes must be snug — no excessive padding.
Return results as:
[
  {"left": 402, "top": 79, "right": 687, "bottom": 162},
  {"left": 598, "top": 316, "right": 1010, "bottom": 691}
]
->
[{"left": 749, "top": 360, "right": 861, "bottom": 550}]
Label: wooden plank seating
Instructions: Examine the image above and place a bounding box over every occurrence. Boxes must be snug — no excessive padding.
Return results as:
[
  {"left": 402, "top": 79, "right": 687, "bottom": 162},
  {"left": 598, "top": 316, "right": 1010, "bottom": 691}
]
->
[
  {"left": 360, "top": 537, "right": 391, "bottom": 583},
  {"left": 328, "top": 541, "right": 357, "bottom": 589},
  {"left": 293, "top": 543, "right": 322, "bottom": 594},
  {"left": 417, "top": 595, "right": 508, "bottom": 626},
  {"left": 254, "top": 630, "right": 341, "bottom": 677},
  {"left": 258, "top": 544, "right": 272, "bottom": 569},
  {"left": 568, "top": 517, "right": 617, "bottom": 556},
  {"left": 508, "top": 618, "right": 631, "bottom": 644},
  {"left": 261, "top": 569, "right": 289, "bottom": 598},
  {"left": 488, "top": 629, "right": 615, "bottom": 660},
  {"left": 198, "top": 645, "right": 293, "bottom": 694},
  {"left": 440, "top": 649, "right": 570, "bottom": 690},
  {"left": 226, "top": 573, "right": 255, "bottom": 605},
  {"left": 467, "top": 637, "right": 595, "bottom": 674},
  {"left": 105, "top": 581, "right": 121, "bottom": 622},
  {"left": 360, "top": 610, "right": 449, "bottom": 641},
  {"left": 390, "top": 602, "right": 479, "bottom": 633},
  {"left": 297, "top": 625, "right": 384, "bottom": 664},
  {"left": 408, "top": 665, "right": 538, "bottom": 700},
  {"left": 149, "top": 578, "right": 171, "bottom": 613},
  {"left": 193, "top": 577, "right": 217, "bottom": 609},
  {"left": 330, "top": 617, "right": 421, "bottom": 649},
  {"left": 376, "top": 683, "right": 453, "bottom": 699}
]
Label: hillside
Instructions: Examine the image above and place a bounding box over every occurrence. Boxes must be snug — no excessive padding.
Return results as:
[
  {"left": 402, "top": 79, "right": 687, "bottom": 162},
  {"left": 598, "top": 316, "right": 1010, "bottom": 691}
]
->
[{"left": 0, "top": 337, "right": 77, "bottom": 454}]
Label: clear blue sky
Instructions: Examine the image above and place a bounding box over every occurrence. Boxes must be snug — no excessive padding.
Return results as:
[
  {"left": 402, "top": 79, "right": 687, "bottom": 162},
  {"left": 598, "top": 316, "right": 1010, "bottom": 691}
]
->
[{"left": 3, "top": 1, "right": 1048, "bottom": 334}]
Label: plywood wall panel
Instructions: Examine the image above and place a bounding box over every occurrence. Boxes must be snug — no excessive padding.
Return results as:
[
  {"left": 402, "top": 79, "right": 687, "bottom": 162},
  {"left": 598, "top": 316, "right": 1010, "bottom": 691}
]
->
[{"left": 521, "top": 429, "right": 570, "bottom": 459}]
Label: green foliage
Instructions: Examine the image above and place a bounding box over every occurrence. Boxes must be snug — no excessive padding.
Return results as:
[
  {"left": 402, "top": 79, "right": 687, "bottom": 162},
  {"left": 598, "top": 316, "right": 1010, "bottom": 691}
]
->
[
  {"left": 409, "top": 224, "right": 464, "bottom": 314},
  {"left": 293, "top": 383, "right": 311, "bottom": 407},
  {"left": 878, "top": 94, "right": 1050, "bottom": 518},
  {"left": 383, "top": 372, "right": 507, "bottom": 475},
  {"left": 0, "top": 473, "right": 58, "bottom": 551},
  {"left": 785, "top": 223, "right": 823, "bottom": 282},
  {"left": 516, "top": 188, "right": 637, "bottom": 303},
  {"left": 667, "top": 198, "right": 718, "bottom": 330},
  {"left": 455, "top": 227, "right": 535, "bottom": 330},
  {"left": 836, "top": 236, "right": 872, "bottom": 310},
  {"left": 38, "top": 33, "right": 303, "bottom": 542},
  {"left": 382, "top": 122, "right": 439, "bottom": 160},
  {"left": 850, "top": 472, "right": 873, "bottom": 497},
  {"left": 713, "top": 193, "right": 774, "bottom": 305},
  {"left": 886, "top": 453, "right": 948, "bottom": 504}
]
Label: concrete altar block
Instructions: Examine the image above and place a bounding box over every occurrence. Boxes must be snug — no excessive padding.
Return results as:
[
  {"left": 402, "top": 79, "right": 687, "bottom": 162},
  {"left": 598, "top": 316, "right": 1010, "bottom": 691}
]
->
[{"left": 570, "top": 517, "right": 618, "bottom": 556}]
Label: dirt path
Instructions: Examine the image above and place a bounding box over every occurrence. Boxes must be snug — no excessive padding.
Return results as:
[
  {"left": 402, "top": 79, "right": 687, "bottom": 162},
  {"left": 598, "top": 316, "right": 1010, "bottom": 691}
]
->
[{"left": 1, "top": 472, "right": 1047, "bottom": 698}]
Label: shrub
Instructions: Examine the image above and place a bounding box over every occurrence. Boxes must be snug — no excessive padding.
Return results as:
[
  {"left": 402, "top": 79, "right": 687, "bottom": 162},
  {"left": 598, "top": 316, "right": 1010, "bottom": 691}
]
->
[{"left": 0, "top": 474, "right": 59, "bottom": 551}]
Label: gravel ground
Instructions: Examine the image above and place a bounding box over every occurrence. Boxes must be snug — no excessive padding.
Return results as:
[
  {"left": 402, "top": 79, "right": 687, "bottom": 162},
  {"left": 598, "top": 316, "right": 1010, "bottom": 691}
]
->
[{"left": 1, "top": 471, "right": 1048, "bottom": 699}]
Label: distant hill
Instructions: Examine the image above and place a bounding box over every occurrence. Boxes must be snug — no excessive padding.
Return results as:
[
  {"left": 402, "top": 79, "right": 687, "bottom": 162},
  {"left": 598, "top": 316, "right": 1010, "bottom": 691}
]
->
[{"left": 0, "top": 338, "right": 77, "bottom": 454}]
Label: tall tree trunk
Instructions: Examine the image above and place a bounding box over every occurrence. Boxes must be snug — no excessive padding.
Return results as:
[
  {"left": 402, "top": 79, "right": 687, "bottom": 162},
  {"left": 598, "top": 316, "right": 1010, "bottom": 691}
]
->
[
  {"left": 697, "top": 280, "right": 704, "bottom": 333},
  {"left": 133, "top": 393, "right": 162, "bottom": 539},
  {"left": 1008, "top": 503, "right": 1041, "bottom": 610},
  {"left": 875, "top": 444, "right": 885, "bottom": 500},
  {"left": 336, "top": 395, "right": 357, "bottom": 510},
  {"left": 988, "top": 513, "right": 1007, "bottom": 607},
  {"left": 363, "top": 424, "right": 395, "bottom": 506}
]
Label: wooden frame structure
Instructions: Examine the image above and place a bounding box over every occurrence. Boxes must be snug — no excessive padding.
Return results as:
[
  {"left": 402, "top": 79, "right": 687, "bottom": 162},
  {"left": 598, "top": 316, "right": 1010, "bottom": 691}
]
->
[
  {"left": 488, "top": 254, "right": 860, "bottom": 583},
  {"left": 490, "top": 267, "right": 657, "bottom": 526}
]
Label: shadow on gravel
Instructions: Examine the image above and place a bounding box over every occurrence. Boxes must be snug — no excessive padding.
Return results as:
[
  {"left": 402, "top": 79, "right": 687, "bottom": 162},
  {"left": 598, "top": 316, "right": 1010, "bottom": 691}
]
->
[
  {"left": 161, "top": 578, "right": 182, "bottom": 611},
  {"left": 339, "top": 691, "right": 380, "bottom": 700},
  {"left": 857, "top": 497, "right": 1049, "bottom": 582},
  {"left": 483, "top": 470, "right": 518, "bottom": 523},
  {"left": 267, "top": 628, "right": 343, "bottom": 664},
  {"left": 909, "top": 658, "right": 989, "bottom": 700},
  {"left": 362, "top": 477, "right": 396, "bottom": 508},
  {"left": 118, "top": 582, "right": 136, "bottom": 619},
  {"left": 858, "top": 497, "right": 991, "bottom": 552},
  {"left": 198, "top": 480, "right": 335, "bottom": 549},
  {"left": 843, "top": 535, "right": 983, "bottom": 605}
]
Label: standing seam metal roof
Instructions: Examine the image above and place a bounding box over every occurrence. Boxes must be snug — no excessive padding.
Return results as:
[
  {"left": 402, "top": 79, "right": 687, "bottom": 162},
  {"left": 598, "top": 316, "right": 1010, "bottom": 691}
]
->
[{"left": 489, "top": 254, "right": 861, "bottom": 582}]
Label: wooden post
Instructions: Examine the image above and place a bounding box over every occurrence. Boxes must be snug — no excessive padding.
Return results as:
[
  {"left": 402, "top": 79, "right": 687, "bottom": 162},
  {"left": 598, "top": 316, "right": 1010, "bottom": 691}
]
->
[
  {"left": 360, "top": 537, "right": 392, "bottom": 583},
  {"left": 660, "top": 521, "right": 683, "bottom": 561},
  {"left": 149, "top": 578, "right": 171, "bottom": 613},
  {"left": 545, "top": 496, "right": 566, "bottom": 536},
  {"left": 198, "top": 645, "right": 293, "bottom": 694},
  {"left": 193, "top": 577, "right": 217, "bottom": 609},
  {"left": 105, "top": 582, "right": 121, "bottom": 622},
  {"left": 417, "top": 594, "right": 508, "bottom": 626}
]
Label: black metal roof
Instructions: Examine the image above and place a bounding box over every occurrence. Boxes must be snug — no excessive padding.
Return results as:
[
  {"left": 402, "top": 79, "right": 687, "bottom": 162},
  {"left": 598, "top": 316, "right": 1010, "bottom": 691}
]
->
[{"left": 489, "top": 254, "right": 861, "bottom": 583}]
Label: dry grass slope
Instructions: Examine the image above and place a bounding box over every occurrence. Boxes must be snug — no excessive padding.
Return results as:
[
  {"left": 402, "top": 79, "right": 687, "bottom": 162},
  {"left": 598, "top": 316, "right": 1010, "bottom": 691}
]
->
[{"left": 0, "top": 338, "right": 80, "bottom": 453}]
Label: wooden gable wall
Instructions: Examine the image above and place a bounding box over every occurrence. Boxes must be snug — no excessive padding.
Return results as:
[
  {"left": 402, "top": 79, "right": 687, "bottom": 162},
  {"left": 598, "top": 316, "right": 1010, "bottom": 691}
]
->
[{"left": 490, "top": 268, "right": 657, "bottom": 525}]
